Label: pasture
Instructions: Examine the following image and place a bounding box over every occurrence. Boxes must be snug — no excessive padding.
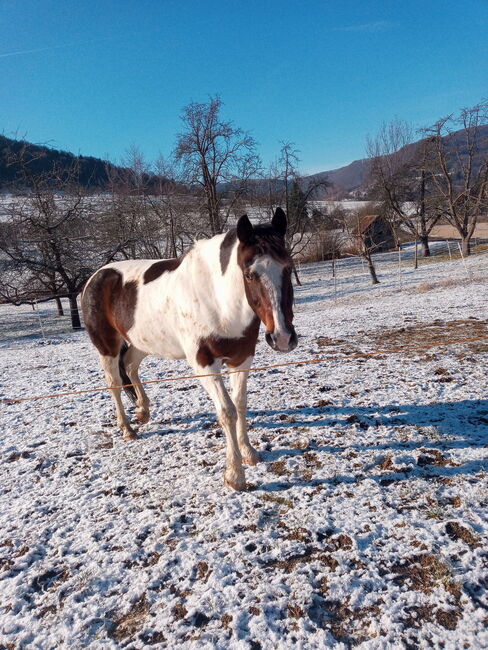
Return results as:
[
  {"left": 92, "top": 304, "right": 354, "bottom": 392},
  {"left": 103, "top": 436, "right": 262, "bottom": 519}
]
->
[{"left": 1, "top": 245, "right": 487, "bottom": 648}]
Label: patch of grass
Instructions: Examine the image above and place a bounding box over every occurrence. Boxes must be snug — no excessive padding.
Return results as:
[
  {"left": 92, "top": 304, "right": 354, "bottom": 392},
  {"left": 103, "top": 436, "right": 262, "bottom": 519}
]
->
[
  {"left": 390, "top": 554, "right": 460, "bottom": 598},
  {"left": 417, "top": 449, "right": 458, "bottom": 467},
  {"left": 110, "top": 594, "right": 150, "bottom": 642},
  {"left": 284, "top": 527, "right": 314, "bottom": 543},
  {"left": 172, "top": 602, "right": 188, "bottom": 621},
  {"left": 268, "top": 459, "right": 290, "bottom": 477},
  {"left": 401, "top": 604, "right": 435, "bottom": 629},
  {"left": 425, "top": 509, "right": 444, "bottom": 521},
  {"left": 261, "top": 493, "right": 293, "bottom": 508},
  {"left": 31, "top": 567, "right": 70, "bottom": 593},
  {"left": 435, "top": 608, "right": 461, "bottom": 630},
  {"left": 196, "top": 561, "right": 211, "bottom": 582},
  {"left": 445, "top": 521, "right": 481, "bottom": 548},
  {"left": 221, "top": 613, "right": 232, "bottom": 629},
  {"left": 302, "top": 452, "right": 322, "bottom": 468},
  {"left": 308, "top": 597, "right": 381, "bottom": 645},
  {"left": 287, "top": 603, "right": 305, "bottom": 619},
  {"left": 264, "top": 546, "right": 339, "bottom": 573}
]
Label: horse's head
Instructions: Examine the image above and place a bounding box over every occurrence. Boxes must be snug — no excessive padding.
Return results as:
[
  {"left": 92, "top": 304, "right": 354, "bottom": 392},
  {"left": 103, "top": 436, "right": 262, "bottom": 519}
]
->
[{"left": 236, "top": 208, "right": 298, "bottom": 353}]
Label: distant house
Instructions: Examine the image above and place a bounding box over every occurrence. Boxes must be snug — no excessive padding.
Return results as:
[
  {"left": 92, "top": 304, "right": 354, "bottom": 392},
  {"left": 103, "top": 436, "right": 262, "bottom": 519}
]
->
[{"left": 351, "top": 214, "right": 396, "bottom": 252}]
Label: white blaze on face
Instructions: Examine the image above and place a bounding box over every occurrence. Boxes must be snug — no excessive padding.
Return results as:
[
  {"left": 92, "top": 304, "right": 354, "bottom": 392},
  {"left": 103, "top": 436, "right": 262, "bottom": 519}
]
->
[{"left": 251, "top": 255, "right": 288, "bottom": 340}]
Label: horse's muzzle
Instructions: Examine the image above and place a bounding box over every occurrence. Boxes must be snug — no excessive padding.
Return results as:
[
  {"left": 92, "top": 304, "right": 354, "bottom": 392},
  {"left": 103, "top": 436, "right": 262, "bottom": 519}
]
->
[{"left": 265, "top": 328, "right": 298, "bottom": 353}]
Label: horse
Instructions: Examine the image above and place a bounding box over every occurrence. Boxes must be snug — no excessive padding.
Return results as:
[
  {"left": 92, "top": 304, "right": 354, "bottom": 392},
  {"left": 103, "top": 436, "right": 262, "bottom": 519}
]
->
[{"left": 81, "top": 208, "right": 297, "bottom": 490}]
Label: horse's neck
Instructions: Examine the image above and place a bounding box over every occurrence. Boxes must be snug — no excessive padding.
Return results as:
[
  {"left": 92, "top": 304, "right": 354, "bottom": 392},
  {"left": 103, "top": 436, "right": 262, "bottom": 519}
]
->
[{"left": 195, "top": 234, "right": 254, "bottom": 328}]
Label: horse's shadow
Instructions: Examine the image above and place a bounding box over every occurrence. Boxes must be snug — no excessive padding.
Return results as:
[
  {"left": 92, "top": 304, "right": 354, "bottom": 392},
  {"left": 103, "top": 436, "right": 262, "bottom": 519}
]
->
[{"left": 143, "top": 398, "right": 488, "bottom": 490}]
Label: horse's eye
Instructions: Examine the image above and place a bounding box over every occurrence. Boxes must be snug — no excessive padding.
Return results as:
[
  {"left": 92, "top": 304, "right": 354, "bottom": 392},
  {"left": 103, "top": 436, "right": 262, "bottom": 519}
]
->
[{"left": 244, "top": 270, "right": 254, "bottom": 282}]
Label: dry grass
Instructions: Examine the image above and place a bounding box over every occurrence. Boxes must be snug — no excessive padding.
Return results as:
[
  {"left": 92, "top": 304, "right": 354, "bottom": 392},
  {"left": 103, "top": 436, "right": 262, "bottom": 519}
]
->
[
  {"left": 416, "top": 275, "right": 485, "bottom": 293},
  {"left": 110, "top": 594, "right": 150, "bottom": 642},
  {"left": 315, "top": 319, "right": 488, "bottom": 358}
]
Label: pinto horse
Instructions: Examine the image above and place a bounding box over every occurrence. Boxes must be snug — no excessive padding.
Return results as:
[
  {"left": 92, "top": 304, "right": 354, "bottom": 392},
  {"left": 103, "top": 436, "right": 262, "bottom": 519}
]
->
[{"left": 81, "top": 208, "right": 297, "bottom": 490}]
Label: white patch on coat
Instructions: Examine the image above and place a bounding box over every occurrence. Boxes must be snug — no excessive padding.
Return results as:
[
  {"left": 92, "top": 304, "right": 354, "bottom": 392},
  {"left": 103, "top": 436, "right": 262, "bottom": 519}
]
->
[{"left": 248, "top": 256, "right": 288, "bottom": 335}]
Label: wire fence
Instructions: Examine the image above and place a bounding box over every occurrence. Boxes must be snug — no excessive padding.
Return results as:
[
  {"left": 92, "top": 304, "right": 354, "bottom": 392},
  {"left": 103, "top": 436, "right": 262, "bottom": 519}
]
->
[
  {"left": 2, "top": 333, "right": 487, "bottom": 405},
  {"left": 1, "top": 239, "right": 487, "bottom": 345}
]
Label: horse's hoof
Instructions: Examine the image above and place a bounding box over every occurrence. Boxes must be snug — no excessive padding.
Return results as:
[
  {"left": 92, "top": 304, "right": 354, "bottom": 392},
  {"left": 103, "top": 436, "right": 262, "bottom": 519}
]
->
[
  {"left": 135, "top": 409, "right": 150, "bottom": 424},
  {"left": 224, "top": 469, "right": 247, "bottom": 491},
  {"left": 123, "top": 430, "right": 139, "bottom": 441},
  {"left": 242, "top": 448, "right": 261, "bottom": 466}
]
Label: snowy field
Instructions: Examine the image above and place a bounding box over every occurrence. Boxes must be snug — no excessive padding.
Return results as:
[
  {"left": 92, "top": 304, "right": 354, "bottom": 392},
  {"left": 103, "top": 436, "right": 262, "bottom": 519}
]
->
[{"left": 1, "top": 245, "right": 487, "bottom": 648}]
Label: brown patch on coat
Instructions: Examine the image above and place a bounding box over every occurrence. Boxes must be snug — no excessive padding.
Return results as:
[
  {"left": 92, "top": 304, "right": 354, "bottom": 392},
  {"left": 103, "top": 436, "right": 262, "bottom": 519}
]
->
[
  {"left": 143, "top": 258, "right": 180, "bottom": 284},
  {"left": 81, "top": 268, "right": 138, "bottom": 357},
  {"left": 280, "top": 265, "right": 294, "bottom": 330},
  {"left": 196, "top": 317, "right": 260, "bottom": 368}
]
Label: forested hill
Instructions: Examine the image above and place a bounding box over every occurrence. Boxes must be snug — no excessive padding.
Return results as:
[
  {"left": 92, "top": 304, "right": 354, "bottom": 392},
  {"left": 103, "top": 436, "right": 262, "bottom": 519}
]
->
[
  {"left": 2, "top": 123, "right": 487, "bottom": 196},
  {"left": 0, "top": 135, "right": 127, "bottom": 189},
  {"left": 306, "top": 124, "right": 488, "bottom": 198}
]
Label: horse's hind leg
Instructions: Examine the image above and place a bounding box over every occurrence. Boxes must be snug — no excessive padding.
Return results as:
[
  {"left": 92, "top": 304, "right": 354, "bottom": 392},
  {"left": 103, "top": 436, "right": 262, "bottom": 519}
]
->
[
  {"left": 229, "top": 356, "right": 260, "bottom": 466},
  {"left": 121, "top": 345, "right": 150, "bottom": 424},
  {"left": 99, "top": 353, "right": 138, "bottom": 441}
]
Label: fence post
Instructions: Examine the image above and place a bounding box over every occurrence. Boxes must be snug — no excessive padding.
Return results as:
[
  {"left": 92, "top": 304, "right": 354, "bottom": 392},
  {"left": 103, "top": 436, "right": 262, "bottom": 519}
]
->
[
  {"left": 398, "top": 246, "right": 402, "bottom": 289},
  {"left": 457, "top": 242, "right": 471, "bottom": 277},
  {"left": 34, "top": 300, "right": 47, "bottom": 342},
  {"left": 333, "top": 258, "right": 339, "bottom": 301}
]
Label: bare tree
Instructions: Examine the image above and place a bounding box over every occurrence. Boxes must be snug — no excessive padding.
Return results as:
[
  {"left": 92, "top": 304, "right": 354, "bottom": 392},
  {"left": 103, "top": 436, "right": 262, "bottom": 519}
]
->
[
  {"left": 0, "top": 148, "right": 133, "bottom": 329},
  {"left": 174, "top": 96, "right": 261, "bottom": 235},
  {"left": 339, "top": 204, "right": 386, "bottom": 284},
  {"left": 149, "top": 155, "right": 198, "bottom": 257},
  {"left": 367, "top": 119, "right": 441, "bottom": 260},
  {"left": 423, "top": 101, "right": 488, "bottom": 255},
  {"left": 263, "top": 142, "right": 329, "bottom": 281}
]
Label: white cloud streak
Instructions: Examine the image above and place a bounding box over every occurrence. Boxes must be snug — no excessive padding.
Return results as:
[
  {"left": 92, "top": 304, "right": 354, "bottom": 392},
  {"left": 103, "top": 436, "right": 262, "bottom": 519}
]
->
[
  {"left": 0, "top": 36, "right": 122, "bottom": 60},
  {"left": 334, "top": 21, "right": 393, "bottom": 33}
]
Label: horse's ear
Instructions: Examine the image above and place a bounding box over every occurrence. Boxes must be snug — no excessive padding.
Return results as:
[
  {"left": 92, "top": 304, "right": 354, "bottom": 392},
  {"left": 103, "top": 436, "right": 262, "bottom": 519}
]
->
[
  {"left": 236, "top": 214, "right": 255, "bottom": 243},
  {"left": 272, "top": 207, "right": 287, "bottom": 236}
]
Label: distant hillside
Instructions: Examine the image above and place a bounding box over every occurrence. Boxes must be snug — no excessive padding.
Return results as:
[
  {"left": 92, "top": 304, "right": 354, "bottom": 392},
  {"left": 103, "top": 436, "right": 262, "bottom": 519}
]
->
[
  {"left": 306, "top": 124, "right": 488, "bottom": 199},
  {"left": 0, "top": 136, "right": 121, "bottom": 189},
  {"left": 0, "top": 136, "right": 168, "bottom": 191},
  {"left": 2, "top": 124, "right": 487, "bottom": 197}
]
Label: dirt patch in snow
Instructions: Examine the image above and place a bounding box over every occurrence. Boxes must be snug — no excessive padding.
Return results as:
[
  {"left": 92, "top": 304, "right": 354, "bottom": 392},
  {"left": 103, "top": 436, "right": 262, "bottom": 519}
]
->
[{"left": 316, "top": 318, "right": 488, "bottom": 356}]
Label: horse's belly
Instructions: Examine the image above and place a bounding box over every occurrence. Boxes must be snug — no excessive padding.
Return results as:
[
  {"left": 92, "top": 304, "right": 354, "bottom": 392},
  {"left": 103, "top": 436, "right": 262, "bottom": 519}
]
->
[{"left": 128, "top": 324, "right": 186, "bottom": 359}]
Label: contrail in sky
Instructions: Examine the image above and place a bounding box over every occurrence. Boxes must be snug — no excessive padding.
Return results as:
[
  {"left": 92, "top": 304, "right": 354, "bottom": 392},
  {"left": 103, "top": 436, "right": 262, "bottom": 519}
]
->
[{"left": 0, "top": 36, "right": 123, "bottom": 59}]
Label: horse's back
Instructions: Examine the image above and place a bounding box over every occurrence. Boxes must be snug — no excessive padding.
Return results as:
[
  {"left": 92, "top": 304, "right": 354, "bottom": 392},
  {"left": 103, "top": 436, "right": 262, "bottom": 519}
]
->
[{"left": 82, "top": 259, "right": 186, "bottom": 359}]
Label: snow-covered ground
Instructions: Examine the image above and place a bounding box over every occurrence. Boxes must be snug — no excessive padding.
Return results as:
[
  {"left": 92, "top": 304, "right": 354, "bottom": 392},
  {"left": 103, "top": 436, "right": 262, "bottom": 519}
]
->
[{"left": 1, "top": 246, "right": 487, "bottom": 649}]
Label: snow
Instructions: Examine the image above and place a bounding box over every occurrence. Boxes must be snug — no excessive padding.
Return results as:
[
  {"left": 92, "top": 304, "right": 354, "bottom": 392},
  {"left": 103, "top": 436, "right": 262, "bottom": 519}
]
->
[{"left": 1, "top": 245, "right": 487, "bottom": 648}]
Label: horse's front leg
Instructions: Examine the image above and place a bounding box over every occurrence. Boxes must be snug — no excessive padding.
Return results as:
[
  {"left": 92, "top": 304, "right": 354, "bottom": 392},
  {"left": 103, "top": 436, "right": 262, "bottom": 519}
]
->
[
  {"left": 191, "top": 356, "right": 246, "bottom": 490},
  {"left": 229, "top": 357, "right": 260, "bottom": 466}
]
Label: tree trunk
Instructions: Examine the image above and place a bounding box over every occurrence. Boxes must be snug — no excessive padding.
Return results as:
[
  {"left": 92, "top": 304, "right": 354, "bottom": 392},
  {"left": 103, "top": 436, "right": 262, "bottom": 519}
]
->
[
  {"left": 55, "top": 296, "right": 64, "bottom": 316},
  {"left": 420, "top": 235, "right": 431, "bottom": 257},
  {"left": 366, "top": 255, "right": 380, "bottom": 284},
  {"left": 69, "top": 293, "right": 82, "bottom": 330},
  {"left": 461, "top": 235, "right": 471, "bottom": 257},
  {"left": 292, "top": 262, "right": 302, "bottom": 286}
]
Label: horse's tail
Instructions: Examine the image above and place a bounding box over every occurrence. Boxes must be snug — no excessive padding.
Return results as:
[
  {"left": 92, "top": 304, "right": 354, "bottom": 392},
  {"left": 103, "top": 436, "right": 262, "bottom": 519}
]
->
[{"left": 119, "top": 342, "right": 137, "bottom": 404}]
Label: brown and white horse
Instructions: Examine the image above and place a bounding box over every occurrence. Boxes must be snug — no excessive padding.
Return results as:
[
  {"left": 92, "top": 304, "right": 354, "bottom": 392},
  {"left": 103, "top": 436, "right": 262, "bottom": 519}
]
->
[{"left": 81, "top": 208, "right": 297, "bottom": 490}]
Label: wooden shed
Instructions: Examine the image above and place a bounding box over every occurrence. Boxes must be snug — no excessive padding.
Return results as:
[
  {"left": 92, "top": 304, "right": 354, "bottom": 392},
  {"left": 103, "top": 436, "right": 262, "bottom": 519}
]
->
[{"left": 352, "top": 214, "right": 396, "bottom": 252}]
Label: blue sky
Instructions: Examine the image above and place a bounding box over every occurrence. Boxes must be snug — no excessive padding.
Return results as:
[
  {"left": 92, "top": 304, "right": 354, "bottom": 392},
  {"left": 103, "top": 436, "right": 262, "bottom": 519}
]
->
[{"left": 1, "top": 0, "right": 487, "bottom": 174}]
